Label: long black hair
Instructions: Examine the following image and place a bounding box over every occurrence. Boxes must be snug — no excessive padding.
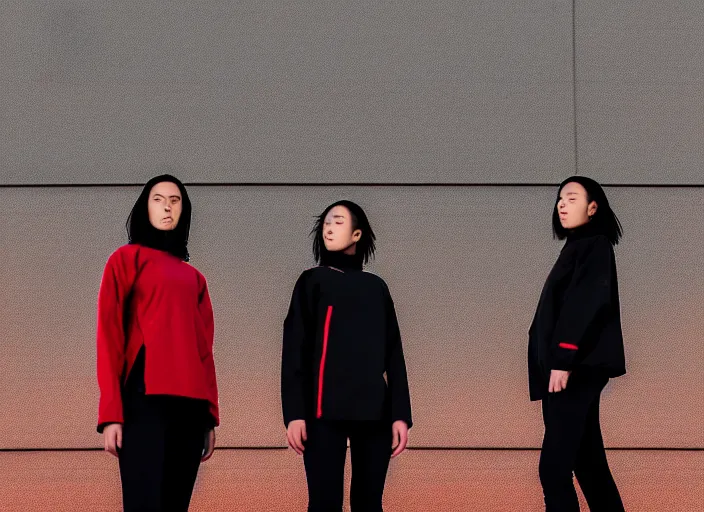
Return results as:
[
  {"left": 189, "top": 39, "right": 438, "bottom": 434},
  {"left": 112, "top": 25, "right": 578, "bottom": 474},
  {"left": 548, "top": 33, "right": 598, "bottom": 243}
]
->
[
  {"left": 311, "top": 200, "right": 377, "bottom": 265},
  {"left": 552, "top": 175, "right": 623, "bottom": 245},
  {"left": 126, "top": 174, "right": 192, "bottom": 261}
]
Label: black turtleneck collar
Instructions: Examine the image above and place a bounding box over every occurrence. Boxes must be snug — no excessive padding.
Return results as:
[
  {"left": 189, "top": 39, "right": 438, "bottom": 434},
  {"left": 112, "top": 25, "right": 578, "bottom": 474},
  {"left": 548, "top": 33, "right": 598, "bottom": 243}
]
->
[
  {"left": 320, "top": 250, "right": 363, "bottom": 272},
  {"left": 566, "top": 220, "right": 601, "bottom": 244},
  {"left": 131, "top": 226, "right": 190, "bottom": 261}
]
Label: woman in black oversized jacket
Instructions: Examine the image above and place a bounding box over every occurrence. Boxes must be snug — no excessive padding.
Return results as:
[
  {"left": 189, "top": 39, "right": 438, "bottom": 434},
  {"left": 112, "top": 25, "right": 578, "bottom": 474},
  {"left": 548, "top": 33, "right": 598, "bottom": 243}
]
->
[
  {"left": 281, "top": 200, "right": 412, "bottom": 512},
  {"left": 529, "top": 176, "right": 626, "bottom": 512}
]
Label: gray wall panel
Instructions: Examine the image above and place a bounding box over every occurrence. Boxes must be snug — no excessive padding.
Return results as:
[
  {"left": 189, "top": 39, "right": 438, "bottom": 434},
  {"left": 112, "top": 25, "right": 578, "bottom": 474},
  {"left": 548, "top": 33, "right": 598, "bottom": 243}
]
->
[
  {"left": 0, "top": 1, "right": 574, "bottom": 185},
  {"left": 575, "top": 0, "right": 704, "bottom": 184},
  {"left": 0, "top": 186, "right": 701, "bottom": 449}
]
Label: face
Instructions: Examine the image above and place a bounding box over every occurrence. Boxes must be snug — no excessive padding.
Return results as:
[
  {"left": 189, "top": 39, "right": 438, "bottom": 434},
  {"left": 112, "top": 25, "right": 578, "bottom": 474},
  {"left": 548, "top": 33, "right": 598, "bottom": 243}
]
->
[
  {"left": 556, "top": 181, "right": 597, "bottom": 230},
  {"left": 148, "top": 181, "right": 182, "bottom": 231},
  {"left": 322, "top": 205, "right": 362, "bottom": 254}
]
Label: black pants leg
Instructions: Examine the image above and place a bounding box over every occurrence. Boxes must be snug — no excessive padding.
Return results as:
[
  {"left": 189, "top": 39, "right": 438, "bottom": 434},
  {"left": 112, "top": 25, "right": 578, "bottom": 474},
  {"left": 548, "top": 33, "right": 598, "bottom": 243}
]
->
[
  {"left": 303, "top": 420, "right": 392, "bottom": 512},
  {"left": 119, "top": 391, "right": 166, "bottom": 511},
  {"left": 303, "top": 420, "right": 348, "bottom": 511},
  {"left": 539, "top": 373, "right": 623, "bottom": 512},
  {"left": 119, "top": 391, "right": 207, "bottom": 512},
  {"left": 349, "top": 421, "right": 391, "bottom": 512},
  {"left": 574, "top": 396, "right": 625, "bottom": 511},
  {"left": 161, "top": 396, "right": 208, "bottom": 511}
]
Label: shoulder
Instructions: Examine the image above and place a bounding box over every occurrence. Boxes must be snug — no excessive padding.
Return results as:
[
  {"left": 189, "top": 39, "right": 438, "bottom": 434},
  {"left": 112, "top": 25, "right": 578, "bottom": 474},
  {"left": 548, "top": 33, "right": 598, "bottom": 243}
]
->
[
  {"left": 584, "top": 234, "right": 613, "bottom": 254},
  {"left": 301, "top": 266, "right": 322, "bottom": 278},
  {"left": 292, "top": 267, "right": 321, "bottom": 286},
  {"left": 106, "top": 243, "right": 140, "bottom": 265},
  {"left": 574, "top": 235, "right": 614, "bottom": 267},
  {"left": 186, "top": 262, "right": 208, "bottom": 284},
  {"left": 362, "top": 269, "right": 388, "bottom": 287},
  {"left": 361, "top": 270, "right": 392, "bottom": 296},
  {"left": 112, "top": 243, "right": 139, "bottom": 257}
]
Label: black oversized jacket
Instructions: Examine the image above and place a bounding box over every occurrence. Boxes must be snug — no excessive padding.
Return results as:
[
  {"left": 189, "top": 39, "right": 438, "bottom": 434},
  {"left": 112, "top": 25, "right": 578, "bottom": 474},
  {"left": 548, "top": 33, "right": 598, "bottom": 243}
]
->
[
  {"left": 281, "top": 253, "right": 412, "bottom": 428},
  {"left": 528, "top": 226, "right": 626, "bottom": 401}
]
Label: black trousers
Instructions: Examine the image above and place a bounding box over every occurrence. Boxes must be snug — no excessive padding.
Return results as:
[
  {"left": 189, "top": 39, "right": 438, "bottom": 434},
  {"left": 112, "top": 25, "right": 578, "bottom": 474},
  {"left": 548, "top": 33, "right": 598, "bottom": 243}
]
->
[
  {"left": 303, "top": 420, "right": 392, "bottom": 512},
  {"left": 539, "top": 372, "right": 625, "bottom": 512},
  {"left": 118, "top": 388, "right": 209, "bottom": 512}
]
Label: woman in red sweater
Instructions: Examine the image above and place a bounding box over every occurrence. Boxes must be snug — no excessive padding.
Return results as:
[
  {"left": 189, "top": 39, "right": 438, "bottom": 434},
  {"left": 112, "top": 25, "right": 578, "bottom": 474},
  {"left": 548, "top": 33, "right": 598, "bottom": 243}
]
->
[{"left": 96, "top": 174, "right": 219, "bottom": 512}]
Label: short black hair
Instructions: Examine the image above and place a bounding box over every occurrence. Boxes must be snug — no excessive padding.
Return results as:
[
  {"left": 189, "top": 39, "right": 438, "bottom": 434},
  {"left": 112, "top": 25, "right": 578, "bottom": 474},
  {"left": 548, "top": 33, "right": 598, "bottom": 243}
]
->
[
  {"left": 126, "top": 174, "right": 192, "bottom": 261},
  {"left": 312, "top": 200, "right": 377, "bottom": 265},
  {"left": 552, "top": 175, "right": 623, "bottom": 245}
]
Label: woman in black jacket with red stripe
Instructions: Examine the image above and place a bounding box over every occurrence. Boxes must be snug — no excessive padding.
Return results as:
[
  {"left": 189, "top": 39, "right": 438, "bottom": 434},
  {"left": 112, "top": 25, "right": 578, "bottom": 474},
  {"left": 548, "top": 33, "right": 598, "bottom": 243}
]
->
[
  {"left": 529, "top": 176, "right": 626, "bottom": 512},
  {"left": 281, "top": 200, "right": 412, "bottom": 512}
]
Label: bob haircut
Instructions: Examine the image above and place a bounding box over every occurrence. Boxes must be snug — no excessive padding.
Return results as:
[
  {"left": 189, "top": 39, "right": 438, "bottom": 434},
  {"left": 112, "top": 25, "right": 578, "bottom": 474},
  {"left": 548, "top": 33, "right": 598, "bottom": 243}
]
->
[
  {"left": 552, "top": 175, "right": 623, "bottom": 246},
  {"left": 311, "top": 200, "right": 377, "bottom": 265}
]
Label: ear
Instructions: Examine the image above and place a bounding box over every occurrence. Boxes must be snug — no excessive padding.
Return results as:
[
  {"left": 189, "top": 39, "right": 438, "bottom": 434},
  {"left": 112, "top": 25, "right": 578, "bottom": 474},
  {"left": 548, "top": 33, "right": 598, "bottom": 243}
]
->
[
  {"left": 352, "top": 229, "right": 362, "bottom": 242},
  {"left": 588, "top": 201, "right": 598, "bottom": 218}
]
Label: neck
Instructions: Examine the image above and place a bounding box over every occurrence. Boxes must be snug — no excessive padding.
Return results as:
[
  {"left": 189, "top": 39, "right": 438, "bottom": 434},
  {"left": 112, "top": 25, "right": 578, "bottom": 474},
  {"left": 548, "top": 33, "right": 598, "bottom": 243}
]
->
[
  {"left": 134, "top": 224, "right": 189, "bottom": 261},
  {"left": 320, "top": 250, "right": 363, "bottom": 271},
  {"left": 566, "top": 220, "right": 598, "bottom": 243}
]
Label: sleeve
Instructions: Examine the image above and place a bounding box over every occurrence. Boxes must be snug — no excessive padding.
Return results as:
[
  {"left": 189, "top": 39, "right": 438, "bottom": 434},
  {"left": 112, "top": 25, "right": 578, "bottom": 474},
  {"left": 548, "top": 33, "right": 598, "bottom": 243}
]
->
[
  {"left": 384, "top": 286, "right": 413, "bottom": 429},
  {"left": 198, "top": 276, "right": 220, "bottom": 428},
  {"left": 550, "top": 236, "right": 614, "bottom": 371},
  {"left": 96, "top": 247, "right": 137, "bottom": 433},
  {"left": 281, "top": 272, "right": 314, "bottom": 427}
]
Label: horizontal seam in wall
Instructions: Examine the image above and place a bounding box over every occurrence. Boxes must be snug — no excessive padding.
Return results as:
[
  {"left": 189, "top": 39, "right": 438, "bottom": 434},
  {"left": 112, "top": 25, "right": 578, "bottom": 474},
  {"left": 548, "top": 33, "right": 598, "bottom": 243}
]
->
[
  {"left": 1, "top": 447, "right": 702, "bottom": 453},
  {"left": 0, "top": 183, "right": 702, "bottom": 189}
]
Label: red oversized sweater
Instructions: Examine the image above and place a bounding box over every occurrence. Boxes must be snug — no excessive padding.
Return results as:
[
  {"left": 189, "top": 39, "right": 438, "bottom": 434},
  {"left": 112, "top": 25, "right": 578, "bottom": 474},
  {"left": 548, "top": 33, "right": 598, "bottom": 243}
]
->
[{"left": 96, "top": 244, "right": 219, "bottom": 430}]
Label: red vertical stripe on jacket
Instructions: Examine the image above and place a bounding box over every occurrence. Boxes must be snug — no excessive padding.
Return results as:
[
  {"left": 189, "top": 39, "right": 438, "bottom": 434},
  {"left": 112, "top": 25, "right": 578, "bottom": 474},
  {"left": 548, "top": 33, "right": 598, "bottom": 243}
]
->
[{"left": 316, "top": 306, "right": 333, "bottom": 418}]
